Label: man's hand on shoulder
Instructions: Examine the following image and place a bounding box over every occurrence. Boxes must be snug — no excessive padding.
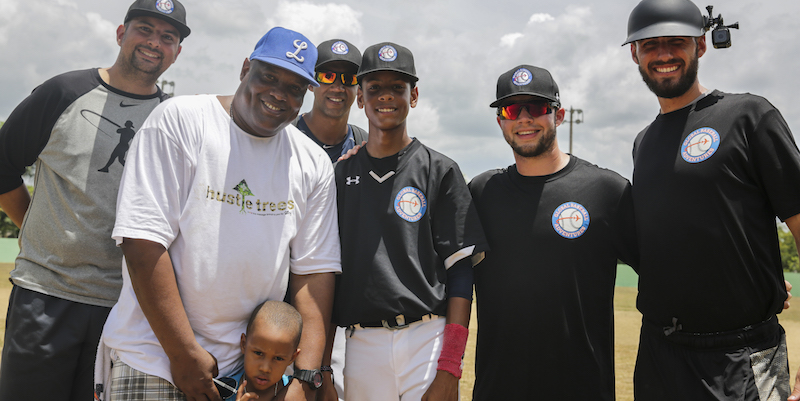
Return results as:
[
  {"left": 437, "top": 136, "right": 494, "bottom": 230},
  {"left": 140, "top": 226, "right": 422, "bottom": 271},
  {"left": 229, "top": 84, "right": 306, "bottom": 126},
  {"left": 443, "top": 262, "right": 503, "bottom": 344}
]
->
[{"left": 337, "top": 140, "right": 366, "bottom": 161}]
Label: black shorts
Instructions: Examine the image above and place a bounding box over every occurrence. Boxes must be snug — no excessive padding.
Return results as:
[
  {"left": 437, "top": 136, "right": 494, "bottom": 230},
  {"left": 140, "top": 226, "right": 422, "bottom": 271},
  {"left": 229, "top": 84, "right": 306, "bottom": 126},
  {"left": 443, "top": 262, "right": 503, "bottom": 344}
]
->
[
  {"left": 634, "top": 316, "right": 791, "bottom": 401},
  {"left": 0, "top": 285, "right": 111, "bottom": 401}
]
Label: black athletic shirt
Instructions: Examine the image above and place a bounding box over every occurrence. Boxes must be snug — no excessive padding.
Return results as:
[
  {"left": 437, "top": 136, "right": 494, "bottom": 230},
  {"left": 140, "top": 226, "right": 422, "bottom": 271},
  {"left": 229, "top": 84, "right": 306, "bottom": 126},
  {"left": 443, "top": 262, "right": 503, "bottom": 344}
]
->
[
  {"left": 333, "top": 138, "right": 488, "bottom": 326},
  {"left": 469, "top": 156, "right": 637, "bottom": 401},
  {"left": 632, "top": 90, "right": 800, "bottom": 333}
]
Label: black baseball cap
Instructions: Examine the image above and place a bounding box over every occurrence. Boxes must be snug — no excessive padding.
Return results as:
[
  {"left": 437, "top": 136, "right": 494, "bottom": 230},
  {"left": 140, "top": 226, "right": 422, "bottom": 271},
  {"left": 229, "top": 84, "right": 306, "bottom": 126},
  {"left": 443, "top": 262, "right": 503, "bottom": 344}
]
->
[
  {"left": 316, "top": 39, "right": 361, "bottom": 71},
  {"left": 124, "top": 0, "right": 191, "bottom": 41},
  {"left": 357, "top": 42, "right": 418, "bottom": 82},
  {"left": 490, "top": 65, "right": 560, "bottom": 108}
]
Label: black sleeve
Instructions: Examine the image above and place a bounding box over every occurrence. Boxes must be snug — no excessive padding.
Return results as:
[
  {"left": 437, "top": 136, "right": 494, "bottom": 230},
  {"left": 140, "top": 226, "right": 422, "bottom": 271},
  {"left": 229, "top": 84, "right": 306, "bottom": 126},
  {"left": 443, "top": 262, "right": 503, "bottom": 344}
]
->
[
  {"left": 746, "top": 106, "right": 800, "bottom": 221},
  {"left": 433, "top": 163, "right": 488, "bottom": 266},
  {"left": 0, "top": 71, "right": 90, "bottom": 194},
  {"left": 445, "top": 257, "right": 474, "bottom": 301},
  {"left": 613, "top": 181, "right": 640, "bottom": 271}
]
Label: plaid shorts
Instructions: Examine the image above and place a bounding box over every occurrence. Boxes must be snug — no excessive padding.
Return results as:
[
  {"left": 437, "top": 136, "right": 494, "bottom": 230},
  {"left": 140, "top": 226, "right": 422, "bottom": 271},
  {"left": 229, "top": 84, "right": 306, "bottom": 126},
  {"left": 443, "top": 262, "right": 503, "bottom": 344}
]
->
[{"left": 107, "top": 357, "right": 186, "bottom": 401}]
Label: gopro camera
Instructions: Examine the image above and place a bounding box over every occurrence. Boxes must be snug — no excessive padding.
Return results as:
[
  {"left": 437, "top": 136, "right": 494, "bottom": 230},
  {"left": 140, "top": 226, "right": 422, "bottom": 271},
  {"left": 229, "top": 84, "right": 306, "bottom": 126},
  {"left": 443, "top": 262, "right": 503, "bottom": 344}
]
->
[
  {"left": 712, "top": 26, "right": 732, "bottom": 48},
  {"left": 704, "top": 5, "right": 739, "bottom": 49}
]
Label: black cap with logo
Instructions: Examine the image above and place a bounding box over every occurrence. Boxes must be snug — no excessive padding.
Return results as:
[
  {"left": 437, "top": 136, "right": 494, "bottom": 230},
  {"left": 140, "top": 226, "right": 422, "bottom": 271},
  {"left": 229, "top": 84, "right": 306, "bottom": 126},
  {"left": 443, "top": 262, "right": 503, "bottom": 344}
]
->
[
  {"left": 357, "top": 42, "right": 418, "bottom": 82},
  {"left": 316, "top": 39, "right": 361, "bottom": 71},
  {"left": 490, "top": 65, "right": 560, "bottom": 108},
  {"left": 124, "top": 0, "right": 191, "bottom": 41}
]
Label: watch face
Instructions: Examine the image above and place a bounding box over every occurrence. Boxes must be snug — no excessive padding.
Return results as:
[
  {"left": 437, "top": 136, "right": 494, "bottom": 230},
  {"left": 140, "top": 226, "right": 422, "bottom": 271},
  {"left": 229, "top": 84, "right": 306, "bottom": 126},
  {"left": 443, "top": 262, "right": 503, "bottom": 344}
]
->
[{"left": 312, "top": 371, "right": 323, "bottom": 388}]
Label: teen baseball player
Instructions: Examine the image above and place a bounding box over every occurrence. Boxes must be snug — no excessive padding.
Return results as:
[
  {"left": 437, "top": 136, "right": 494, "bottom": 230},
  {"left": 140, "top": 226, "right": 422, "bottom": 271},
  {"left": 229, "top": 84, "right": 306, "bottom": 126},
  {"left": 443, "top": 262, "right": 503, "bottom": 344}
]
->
[{"left": 331, "top": 42, "right": 488, "bottom": 401}]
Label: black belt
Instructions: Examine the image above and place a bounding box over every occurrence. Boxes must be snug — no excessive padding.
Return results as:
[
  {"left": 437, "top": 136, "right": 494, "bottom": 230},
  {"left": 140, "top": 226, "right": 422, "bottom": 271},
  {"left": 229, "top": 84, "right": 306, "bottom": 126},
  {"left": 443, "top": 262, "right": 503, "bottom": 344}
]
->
[
  {"left": 347, "top": 313, "right": 439, "bottom": 333},
  {"left": 644, "top": 315, "right": 781, "bottom": 349}
]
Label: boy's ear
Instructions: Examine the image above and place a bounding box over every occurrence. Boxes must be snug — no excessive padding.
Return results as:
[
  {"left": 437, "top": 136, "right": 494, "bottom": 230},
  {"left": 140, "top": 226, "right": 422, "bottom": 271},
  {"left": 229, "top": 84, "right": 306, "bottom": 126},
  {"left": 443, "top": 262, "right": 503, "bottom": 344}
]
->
[
  {"left": 410, "top": 86, "right": 419, "bottom": 108},
  {"left": 290, "top": 348, "right": 300, "bottom": 363},
  {"left": 357, "top": 86, "right": 365, "bottom": 109},
  {"left": 240, "top": 333, "right": 247, "bottom": 353}
]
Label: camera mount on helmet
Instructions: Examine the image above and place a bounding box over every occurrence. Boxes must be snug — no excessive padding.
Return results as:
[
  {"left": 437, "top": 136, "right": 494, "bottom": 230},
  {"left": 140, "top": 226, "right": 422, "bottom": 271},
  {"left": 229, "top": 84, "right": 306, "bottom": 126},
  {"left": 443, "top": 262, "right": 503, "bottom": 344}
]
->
[{"left": 703, "top": 5, "right": 739, "bottom": 48}]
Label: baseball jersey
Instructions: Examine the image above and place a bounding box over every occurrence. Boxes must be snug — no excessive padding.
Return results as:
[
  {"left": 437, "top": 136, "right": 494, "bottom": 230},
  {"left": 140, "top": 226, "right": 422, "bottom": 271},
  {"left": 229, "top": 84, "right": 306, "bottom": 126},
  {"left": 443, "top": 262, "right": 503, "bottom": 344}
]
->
[
  {"left": 632, "top": 90, "right": 800, "bottom": 333},
  {"left": 102, "top": 94, "right": 341, "bottom": 384},
  {"left": 469, "top": 156, "right": 637, "bottom": 401},
  {"left": 333, "top": 138, "right": 488, "bottom": 326},
  {"left": 0, "top": 68, "right": 167, "bottom": 307}
]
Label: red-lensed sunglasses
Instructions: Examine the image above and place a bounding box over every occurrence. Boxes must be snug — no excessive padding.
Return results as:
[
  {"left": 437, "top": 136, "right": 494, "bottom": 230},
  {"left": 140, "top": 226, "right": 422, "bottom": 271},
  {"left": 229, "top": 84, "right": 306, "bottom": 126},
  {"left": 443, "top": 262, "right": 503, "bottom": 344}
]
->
[
  {"left": 314, "top": 71, "right": 358, "bottom": 86},
  {"left": 497, "top": 103, "right": 556, "bottom": 120}
]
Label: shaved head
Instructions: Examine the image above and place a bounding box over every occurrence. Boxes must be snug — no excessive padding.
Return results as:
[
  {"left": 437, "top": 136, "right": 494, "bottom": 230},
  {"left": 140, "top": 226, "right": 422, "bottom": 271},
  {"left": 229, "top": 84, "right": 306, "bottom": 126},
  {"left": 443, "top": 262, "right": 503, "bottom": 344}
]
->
[{"left": 246, "top": 300, "right": 303, "bottom": 347}]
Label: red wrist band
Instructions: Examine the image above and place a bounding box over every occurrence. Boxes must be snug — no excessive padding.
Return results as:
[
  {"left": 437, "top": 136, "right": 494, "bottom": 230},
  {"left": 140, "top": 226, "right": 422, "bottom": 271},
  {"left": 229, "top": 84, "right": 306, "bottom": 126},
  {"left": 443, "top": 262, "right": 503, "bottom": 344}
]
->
[{"left": 437, "top": 323, "right": 469, "bottom": 378}]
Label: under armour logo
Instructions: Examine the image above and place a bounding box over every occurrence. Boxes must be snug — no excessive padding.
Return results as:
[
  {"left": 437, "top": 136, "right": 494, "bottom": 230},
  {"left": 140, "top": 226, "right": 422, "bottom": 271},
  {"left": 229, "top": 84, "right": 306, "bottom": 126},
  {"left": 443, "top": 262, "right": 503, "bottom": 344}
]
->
[
  {"left": 346, "top": 176, "right": 360, "bottom": 185},
  {"left": 286, "top": 40, "right": 308, "bottom": 62}
]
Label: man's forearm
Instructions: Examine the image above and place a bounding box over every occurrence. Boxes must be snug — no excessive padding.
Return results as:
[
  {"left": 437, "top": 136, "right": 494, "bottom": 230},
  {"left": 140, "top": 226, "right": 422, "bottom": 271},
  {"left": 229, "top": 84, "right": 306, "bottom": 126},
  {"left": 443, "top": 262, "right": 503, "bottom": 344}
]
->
[
  {"left": 289, "top": 272, "right": 335, "bottom": 369},
  {"left": 121, "top": 238, "right": 201, "bottom": 360},
  {"left": 0, "top": 184, "right": 30, "bottom": 228},
  {"left": 121, "top": 237, "right": 220, "bottom": 399}
]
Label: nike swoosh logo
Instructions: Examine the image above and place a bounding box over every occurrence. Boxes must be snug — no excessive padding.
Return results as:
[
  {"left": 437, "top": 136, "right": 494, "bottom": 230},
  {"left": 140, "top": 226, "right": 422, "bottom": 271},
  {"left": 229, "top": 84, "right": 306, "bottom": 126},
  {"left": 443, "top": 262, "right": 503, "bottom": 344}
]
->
[
  {"left": 322, "top": 145, "right": 335, "bottom": 149},
  {"left": 119, "top": 101, "right": 137, "bottom": 108}
]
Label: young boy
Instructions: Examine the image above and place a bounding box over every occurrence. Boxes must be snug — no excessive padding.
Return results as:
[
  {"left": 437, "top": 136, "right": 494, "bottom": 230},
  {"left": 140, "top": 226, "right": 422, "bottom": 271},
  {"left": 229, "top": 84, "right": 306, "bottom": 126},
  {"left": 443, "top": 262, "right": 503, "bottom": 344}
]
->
[
  {"left": 331, "top": 42, "right": 488, "bottom": 401},
  {"left": 215, "top": 301, "right": 302, "bottom": 401}
]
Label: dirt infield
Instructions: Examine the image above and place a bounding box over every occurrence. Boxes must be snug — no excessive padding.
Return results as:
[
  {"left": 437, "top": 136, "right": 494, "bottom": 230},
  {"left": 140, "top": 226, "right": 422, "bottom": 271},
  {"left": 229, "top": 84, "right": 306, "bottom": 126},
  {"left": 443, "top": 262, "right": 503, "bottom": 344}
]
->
[{"left": 0, "top": 263, "right": 797, "bottom": 400}]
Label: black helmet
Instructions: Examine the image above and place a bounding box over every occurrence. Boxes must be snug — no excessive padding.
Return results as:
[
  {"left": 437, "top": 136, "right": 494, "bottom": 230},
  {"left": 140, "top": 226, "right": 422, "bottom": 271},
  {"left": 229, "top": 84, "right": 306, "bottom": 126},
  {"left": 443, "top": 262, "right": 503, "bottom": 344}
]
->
[{"left": 623, "top": 0, "right": 706, "bottom": 45}]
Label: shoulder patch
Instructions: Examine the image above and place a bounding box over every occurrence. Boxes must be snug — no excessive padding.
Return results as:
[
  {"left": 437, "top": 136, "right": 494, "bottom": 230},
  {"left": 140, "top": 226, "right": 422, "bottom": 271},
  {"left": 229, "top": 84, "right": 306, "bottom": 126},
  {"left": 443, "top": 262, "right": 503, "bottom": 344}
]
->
[
  {"left": 394, "top": 186, "right": 427, "bottom": 222},
  {"left": 551, "top": 202, "right": 590, "bottom": 239}
]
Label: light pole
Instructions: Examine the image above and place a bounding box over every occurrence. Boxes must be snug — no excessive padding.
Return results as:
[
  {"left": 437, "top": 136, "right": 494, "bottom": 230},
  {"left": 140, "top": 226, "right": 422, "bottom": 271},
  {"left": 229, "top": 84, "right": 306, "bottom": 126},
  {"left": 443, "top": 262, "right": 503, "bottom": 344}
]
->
[
  {"left": 160, "top": 80, "right": 175, "bottom": 97},
  {"left": 568, "top": 107, "right": 584, "bottom": 155}
]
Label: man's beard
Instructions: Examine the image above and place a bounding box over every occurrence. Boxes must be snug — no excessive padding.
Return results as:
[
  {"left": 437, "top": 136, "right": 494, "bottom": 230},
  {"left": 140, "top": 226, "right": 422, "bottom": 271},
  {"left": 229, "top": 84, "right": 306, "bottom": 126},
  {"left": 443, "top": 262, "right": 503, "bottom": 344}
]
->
[
  {"left": 639, "top": 48, "right": 699, "bottom": 99},
  {"left": 507, "top": 125, "right": 557, "bottom": 158},
  {"left": 125, "top": 45, "right": 165, "bottom": 76}
]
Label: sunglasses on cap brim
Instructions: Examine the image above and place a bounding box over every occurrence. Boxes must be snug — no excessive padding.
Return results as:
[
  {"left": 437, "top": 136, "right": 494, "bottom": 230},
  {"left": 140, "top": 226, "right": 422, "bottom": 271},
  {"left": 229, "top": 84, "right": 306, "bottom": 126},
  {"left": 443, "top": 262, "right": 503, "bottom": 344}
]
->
[
  {"left": 497, "top": 102, "right": 558, "bottom": 120},
  {"left": 314, "top": 71, "right": 358, "bottom": 86}
]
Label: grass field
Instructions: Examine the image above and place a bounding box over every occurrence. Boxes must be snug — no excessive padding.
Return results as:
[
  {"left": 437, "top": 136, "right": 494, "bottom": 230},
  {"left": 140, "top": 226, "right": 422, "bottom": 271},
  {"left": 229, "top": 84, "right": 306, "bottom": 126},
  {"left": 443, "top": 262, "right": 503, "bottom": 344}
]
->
[{"left": 0, "top": 262, "right": 798, "bottom": 400}]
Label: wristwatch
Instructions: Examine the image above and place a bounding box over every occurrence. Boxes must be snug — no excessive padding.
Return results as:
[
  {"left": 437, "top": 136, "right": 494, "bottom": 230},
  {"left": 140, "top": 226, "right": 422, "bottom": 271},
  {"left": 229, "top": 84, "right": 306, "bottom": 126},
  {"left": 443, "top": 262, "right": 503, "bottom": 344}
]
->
[{"left": 294, "top": 368, "right": 323, "bottom": 390}]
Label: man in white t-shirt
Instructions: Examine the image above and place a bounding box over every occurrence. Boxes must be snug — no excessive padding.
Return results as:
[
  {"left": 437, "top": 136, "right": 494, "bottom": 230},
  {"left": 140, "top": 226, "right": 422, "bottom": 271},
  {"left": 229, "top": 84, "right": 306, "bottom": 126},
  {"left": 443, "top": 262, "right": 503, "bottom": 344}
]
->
[{"left": 95, "top": 27, "right": 340, "bottom": 401}]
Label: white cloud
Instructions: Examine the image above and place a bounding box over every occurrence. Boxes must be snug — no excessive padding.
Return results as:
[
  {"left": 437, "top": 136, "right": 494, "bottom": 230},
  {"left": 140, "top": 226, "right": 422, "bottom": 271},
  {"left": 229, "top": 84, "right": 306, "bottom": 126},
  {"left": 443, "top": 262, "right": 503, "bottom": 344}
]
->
[
  {"left": 528, "top": 13, "right": 555, "bottom": 24},
  {"left": 500, "top": 33, "right": 523, "bottom": 48},
  {"left": 268, "top": 1, "right": 364, "bottom": 44}
]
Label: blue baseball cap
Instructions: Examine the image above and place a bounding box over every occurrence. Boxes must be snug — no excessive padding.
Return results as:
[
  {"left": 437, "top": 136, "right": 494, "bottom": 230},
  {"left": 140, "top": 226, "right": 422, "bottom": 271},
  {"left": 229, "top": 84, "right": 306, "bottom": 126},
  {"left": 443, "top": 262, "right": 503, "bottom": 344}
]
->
[{"left": 250, "top": 27, "right": 319, "bottom": 87}]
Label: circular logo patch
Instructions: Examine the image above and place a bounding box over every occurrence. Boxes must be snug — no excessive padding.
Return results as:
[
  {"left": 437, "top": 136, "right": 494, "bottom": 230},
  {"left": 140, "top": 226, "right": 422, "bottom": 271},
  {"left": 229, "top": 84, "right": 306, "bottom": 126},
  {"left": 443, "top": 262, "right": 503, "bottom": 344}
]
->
[
  {"left": 331, "top": 41, "right": 349, "bottom": 55},
  {"left": 155, "top": 0, "right": 175, "bottom": 14},
  {"left": 512, "top": 68, "right": 532, "bottom": 86},
  {"left": 394, "top": 187, "right": 427, "bottom": 222},
  {"left": 378, "top": 45, "right": 397, "bottom": 62},
  {"left": 681, "top": 127, "right": 720, "bottom": 163},
  {"left": 551, "top": 202, "right": 590, "bottom": 239}
]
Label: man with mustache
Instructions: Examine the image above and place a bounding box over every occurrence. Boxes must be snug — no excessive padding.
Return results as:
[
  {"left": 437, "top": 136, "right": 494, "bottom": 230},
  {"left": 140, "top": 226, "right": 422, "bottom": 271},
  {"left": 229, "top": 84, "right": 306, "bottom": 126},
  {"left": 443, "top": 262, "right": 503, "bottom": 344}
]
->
[
  {"left": 625, "top": 0, "right": 800, "bottom": 399},
  {"left": 0, "top": 1, "right": 188, "bottom": 400}
]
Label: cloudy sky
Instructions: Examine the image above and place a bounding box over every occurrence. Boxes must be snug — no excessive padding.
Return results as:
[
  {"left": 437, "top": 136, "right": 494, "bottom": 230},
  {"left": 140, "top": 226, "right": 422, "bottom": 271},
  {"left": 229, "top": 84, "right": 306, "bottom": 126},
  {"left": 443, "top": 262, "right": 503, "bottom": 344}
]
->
[{"left": 1, "top": 0, "right": 797, "bottom": 180}]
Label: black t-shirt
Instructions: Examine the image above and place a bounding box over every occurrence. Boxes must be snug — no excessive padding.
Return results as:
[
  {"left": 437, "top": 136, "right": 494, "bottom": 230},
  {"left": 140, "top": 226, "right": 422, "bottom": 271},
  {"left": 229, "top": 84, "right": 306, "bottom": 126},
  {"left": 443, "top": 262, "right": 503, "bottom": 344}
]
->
[
  {"left": 632, "top": 90, "right": 800, "bottom": 332},
  {"left": 468, "top": 156, "right": 637, "bottom": 401},
  {"left": 333, "top": 139, "right": 488, "bottom": 326}
]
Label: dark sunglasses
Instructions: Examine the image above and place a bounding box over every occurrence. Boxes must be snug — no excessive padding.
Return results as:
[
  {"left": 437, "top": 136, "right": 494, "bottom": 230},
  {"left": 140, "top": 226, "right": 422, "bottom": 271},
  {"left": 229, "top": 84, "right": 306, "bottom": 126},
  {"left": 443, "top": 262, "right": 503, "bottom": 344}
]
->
[
  {"left": 497, "top": 102, "right": 556, "bottom": 120},
  {"left": 213, "top": 376, "right": 238, "bottom": 400},
  {"left": 315, "top": 71, "right": 358, "bottom": 86}
]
